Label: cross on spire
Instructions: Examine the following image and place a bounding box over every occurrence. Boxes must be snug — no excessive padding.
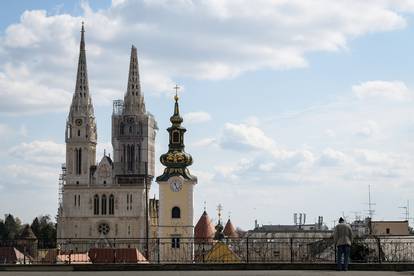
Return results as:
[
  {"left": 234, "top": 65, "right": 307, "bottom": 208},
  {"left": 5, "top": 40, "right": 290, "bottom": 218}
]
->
[
  {"left": 217, "top": 204, "right": 223, "bottom": 222},
  {"left": 173, "top": 84, "right": 180, "bottom": 101}
]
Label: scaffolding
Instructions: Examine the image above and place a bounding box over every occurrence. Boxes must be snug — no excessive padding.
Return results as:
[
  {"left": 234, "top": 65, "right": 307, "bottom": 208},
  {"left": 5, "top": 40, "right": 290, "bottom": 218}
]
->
[
  {"left": 57, "top": 163, "right": 66, "bottom": 218},
  {"left": 113, "top": 99, "right": 124, "bottom": 115}
]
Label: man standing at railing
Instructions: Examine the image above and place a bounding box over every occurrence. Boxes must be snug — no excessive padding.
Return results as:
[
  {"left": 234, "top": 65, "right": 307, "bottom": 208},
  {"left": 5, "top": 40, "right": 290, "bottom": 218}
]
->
[{"left": 334, "top": 217, "right": 353, "bottom": 271}]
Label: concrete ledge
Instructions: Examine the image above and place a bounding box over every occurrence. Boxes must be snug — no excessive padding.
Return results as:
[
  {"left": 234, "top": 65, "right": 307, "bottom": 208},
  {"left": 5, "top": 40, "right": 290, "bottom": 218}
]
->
[{"left": 1, "top": 263, "right": 414, "bottom": 271}]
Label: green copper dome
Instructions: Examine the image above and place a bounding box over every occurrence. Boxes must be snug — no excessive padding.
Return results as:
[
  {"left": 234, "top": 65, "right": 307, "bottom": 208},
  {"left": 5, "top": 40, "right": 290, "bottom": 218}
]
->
[{"left": 156, "top": 94, "right": 197, "bottom": 182}]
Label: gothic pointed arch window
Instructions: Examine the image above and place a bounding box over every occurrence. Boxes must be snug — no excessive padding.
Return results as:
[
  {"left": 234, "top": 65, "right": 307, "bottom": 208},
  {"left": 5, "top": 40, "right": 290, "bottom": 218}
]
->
[
  {"left": 93, "top": 195, "right": 99, "bottom": 215},
  {"left": 109, "top": 194, "right": 114, "bottom": 215},
  {"left": 120, "top": 122, "right": 124, "bottom": 135},
  {"left": 172, "top": 206, "right": 181, "bottom": 219},
  {"left": 74, "top": 148, "right": 82, "bottom": 175},
  {"left": 127, "top": 145, "right": 135, "bottom": 171},
  {"left": 102, "top": 194, "right": 107, "bottom": 215}
]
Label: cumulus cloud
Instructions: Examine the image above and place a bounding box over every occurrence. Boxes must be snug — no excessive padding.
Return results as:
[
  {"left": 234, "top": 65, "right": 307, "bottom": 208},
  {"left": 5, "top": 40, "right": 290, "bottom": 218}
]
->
[
  {"left": 1, "top": 1, "right": 413, "bottom": 114},
  {"left": 353, "top": 81, "right": 411, "bottom": 101},
  {"left": 219, "top": 123, "right": 275, "bottom": 151},
  {"left": 2, "top": 163, "right": 59, "bottom": 189},
  {"left": 184, "top": 111, "right": 212, "bottom": 124},
  {"left": 9, "top": 140, "right": 65, "bottom": 165},
  {"left": 192, "top": 137, "right": 216, "bottom": 147},
  {"left": 319, "top": 148, "right": 348, "bottom": 167}
]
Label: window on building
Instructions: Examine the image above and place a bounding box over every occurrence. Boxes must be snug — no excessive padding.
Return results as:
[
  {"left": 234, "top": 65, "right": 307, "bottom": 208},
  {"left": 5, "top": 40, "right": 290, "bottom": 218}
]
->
[
  {"left": 67, "top": 125, "right": 72, "bottom": 139},
  {"left": 172, "top": 206, "right": 181, "bottom": 219},
  {"left": 75, "top": 148, "right": 82, "bottom": 175},
  {"left": 74, "top": 195, "right": 77, "bottom": 206},
  {"left": 77, "top": 129, "right": 80, "bottom": 136},
  {"left": 78, "top": 195, "right": 80, "bottom": 207},
  {"left": 171, "top": 237, "right": 180, "bottom": 248},
  {"left": 109, "top": 194, "right": 114, "bottom": 215},
  {"left": 102, "top": 194, "right": 107, "bottom": 215},
  {"left": 93, "top": 195, "right": 99, "bottom": 215},
  {"left": 386, "top": 228, "right": 390, "bottom": 234},
  {"left": 127, "top": 145, "right": 135, "bottom": 171},
  {"left": 172, "top": 131, "right": 180, "bottom": 143},
  {"left": 120, "top": 123, "right": 124, "bottom": 135}
]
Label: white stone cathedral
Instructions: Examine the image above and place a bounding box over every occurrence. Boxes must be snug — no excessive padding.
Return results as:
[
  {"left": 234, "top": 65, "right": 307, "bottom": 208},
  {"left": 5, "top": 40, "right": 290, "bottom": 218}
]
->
[
  {"left": 57, "top": 25, "right": 198, "bottom": 262},
  {"left": 56, "top": 24, "right": 158, "bottom": 242}
]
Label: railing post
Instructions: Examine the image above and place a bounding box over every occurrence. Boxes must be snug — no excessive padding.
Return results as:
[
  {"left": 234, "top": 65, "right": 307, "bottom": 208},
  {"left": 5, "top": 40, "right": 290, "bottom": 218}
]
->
[
  {"left": 157, "top": 238, "right": 160, "bottom": 264},
  {"left": 377, "top": 237, "right": 382, "bottom": 264},
  {"left": 246, "top": 237, "right": 249, "bottom": 263},
  {"left": 290, "top": 237, "right": 294, "bottom": 263}
]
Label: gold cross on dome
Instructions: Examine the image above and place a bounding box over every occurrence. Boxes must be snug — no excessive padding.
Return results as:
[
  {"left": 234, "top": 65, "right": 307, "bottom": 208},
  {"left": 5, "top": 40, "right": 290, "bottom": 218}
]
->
[{"left": 173, "top": 84, "right": 180, "bottom": 101}]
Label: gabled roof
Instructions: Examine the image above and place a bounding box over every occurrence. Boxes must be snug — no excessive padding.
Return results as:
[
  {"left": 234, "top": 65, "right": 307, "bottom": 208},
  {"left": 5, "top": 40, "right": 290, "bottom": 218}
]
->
[
  {"left": 195, "top": 211, "right": 215, "bottom": 240},
  {"left": 223, "top": 219, "right": 239, "bottom": 239},
  {"left": 19, "top": 225, "right": 37, "bottom": 240}
]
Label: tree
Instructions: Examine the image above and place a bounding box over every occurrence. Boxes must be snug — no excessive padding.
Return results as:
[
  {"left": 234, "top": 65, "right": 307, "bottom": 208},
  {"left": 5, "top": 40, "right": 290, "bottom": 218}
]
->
[
  {"left": 31, "top": 215, "right": 56, "bottom": 248},
  {"left": 0, "top": 219, "right": 5, "bottom": 240},
  {"left": 3, "top": 214, "right": 22, "bottom": 240}
]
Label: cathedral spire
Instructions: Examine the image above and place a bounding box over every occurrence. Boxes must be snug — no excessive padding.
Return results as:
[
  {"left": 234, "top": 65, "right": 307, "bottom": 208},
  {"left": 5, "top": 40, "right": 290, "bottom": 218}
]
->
[
  {"left": 75, "top": 22, "right": 89, "bottom": 99},
  {"left": 123, "top": 45, "right": 145, "bottom": 115}
]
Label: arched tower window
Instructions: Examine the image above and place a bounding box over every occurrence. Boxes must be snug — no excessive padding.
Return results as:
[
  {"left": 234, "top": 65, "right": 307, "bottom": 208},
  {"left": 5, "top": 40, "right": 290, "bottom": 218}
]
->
[
  {"left": 120, "top": 122, "right": 124, "bottom": 135},
  {"left": 109, "top": 194, "right": 114, "bottom": 215},
  {"left": 93, "top": 195, "right": 99, "bottom": 215},
  {"left": 102, "top": 194, "right": 107, "bottom": 215},
  {"left": 172, "top": 131, "right": 180, "bottom": 143},
  {"left": 127, "top": 145, "right": 135, "bottom": 171},
  {"left": 75, "top": 148, "right": 82, "bottom": 175},
  {"left": 172, "top": 206, "right": 181, "bottom": 219}
]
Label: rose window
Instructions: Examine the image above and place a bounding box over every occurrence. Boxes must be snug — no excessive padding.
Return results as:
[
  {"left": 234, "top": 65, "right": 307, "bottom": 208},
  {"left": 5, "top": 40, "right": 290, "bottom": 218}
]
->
[{"left": 98, "top": 223, "right": 110, "bottom": 235}]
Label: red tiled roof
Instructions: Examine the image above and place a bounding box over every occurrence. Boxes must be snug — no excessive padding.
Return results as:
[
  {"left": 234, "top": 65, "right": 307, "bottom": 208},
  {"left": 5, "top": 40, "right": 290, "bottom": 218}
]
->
[
  {"left": 194, "top": 211, "right": 215, "bottom": 240},
  {"left": 0, "top": 247, "right": 27, "bottom": 264},
  {"left": 88, "top": 248, "right": 147, "bottom": 264},
  {"left": 223, "top": 219, "right": 239, "bottom": 238}
]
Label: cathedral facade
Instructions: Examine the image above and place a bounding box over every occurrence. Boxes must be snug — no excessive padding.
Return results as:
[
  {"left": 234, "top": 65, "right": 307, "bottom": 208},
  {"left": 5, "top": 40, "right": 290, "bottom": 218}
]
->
[
  {"left": 56, "top": 25, "right": 160, "bottom": 243},
  {"left": 56, "top": 25, "right": 198, "bottom": 261}
]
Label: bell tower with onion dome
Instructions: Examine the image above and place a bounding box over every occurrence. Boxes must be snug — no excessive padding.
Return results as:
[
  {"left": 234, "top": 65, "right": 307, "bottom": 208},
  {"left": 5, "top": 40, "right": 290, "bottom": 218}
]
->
[{"left": 156, "top": 86, "right": 197, "bottom": 262}]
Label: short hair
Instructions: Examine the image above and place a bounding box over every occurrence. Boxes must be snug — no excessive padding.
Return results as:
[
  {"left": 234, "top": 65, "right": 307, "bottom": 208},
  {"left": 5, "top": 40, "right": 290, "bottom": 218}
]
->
[{"left": 339, "top": 217, "right": 344, "bottom": 223}]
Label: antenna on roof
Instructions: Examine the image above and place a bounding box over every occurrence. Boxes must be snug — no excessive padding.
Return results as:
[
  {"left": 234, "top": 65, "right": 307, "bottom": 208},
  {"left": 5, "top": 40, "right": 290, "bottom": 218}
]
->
[
  {"left": 365, "top": 185, "right": 376, "bottom": 219},
  {"left": 399, "top": 200, "right": 413, "bottom": 224}
]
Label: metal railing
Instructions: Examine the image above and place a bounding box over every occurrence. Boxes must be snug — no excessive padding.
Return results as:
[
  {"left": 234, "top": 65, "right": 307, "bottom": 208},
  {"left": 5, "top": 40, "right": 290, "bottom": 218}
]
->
[{"left": 2, "top": 236, "right": 414, "bottom": 264}]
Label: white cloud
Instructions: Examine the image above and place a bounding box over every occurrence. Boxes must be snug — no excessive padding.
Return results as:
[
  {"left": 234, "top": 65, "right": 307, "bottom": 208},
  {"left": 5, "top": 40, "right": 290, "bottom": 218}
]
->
[
  {"left": 219, "top": 123, "right": 275, "bottom": 151},
  {"left": 9, "top": 140, "right": 65, "bottom": 165},
  {"left": 192, "top": 137, "right": 216, "bottom": 147},
  {"left": 354, "top": 120, "right": 380, "bottom": 138},
  {"left": 2, "top": 163, "right": 59, "bottom": 189},
  {"left": 353, "top": 81, "right": 411, "bottom": 101},
  {"left": 319, "top": 148, "right": 348, "bottom": 167},
  {"left": 0, "top": 2, "right": 413, "bottom": 114},
  {"left": 184, "top": 111, "right": 212, "bottom": 124}
]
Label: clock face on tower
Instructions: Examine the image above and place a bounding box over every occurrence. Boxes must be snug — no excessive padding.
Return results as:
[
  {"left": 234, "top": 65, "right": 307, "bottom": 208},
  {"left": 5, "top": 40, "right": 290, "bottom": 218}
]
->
[
  {"left": 75, "top": 119, "right": 82, "bottom": 126},
  {"left": 169, "top": 178, "right": 183, "bottom": 192}
]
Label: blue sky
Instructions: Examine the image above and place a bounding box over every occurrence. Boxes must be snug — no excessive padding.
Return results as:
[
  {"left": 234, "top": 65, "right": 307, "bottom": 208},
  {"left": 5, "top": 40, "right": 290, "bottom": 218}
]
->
[{"left": 1, "top": 0, "right": 414, "bottom": 230}]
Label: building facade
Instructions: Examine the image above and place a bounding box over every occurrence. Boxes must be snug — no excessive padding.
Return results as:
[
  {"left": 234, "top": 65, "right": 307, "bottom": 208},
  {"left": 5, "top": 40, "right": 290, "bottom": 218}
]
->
[
  {"left": 57, "top": 25, "right": 158, "bottom": 245},
  {"left": 156, "top": 94, "right": 197, "bottom": 262}
]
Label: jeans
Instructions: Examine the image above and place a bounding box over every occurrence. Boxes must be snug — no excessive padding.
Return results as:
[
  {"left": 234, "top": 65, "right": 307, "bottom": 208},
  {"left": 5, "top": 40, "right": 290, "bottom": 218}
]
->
[{"left": 337, "top": 244, "right": 351, "bottom": 271}]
